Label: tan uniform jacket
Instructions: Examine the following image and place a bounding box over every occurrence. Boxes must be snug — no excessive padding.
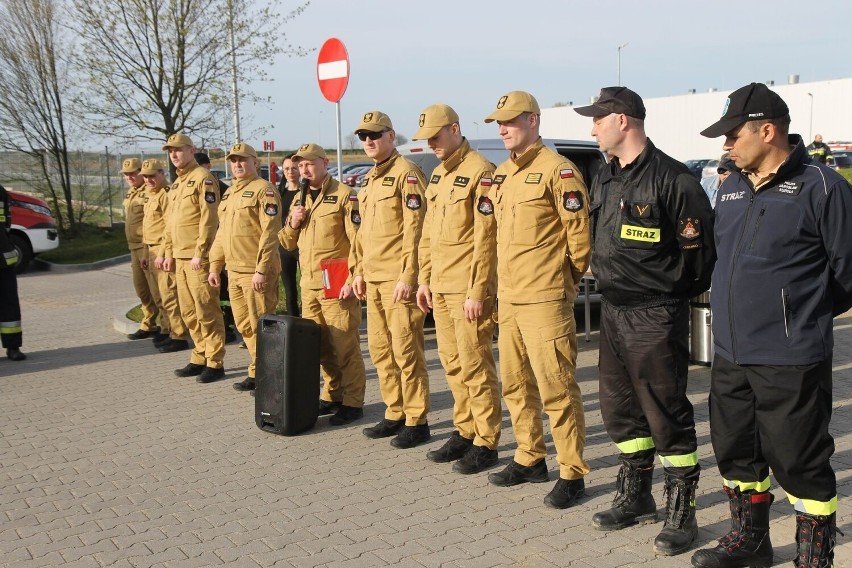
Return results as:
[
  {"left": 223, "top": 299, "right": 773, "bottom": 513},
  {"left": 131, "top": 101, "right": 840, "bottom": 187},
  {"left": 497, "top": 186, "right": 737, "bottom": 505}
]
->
[
  {"left": 418, "top": 139, "right": 496, "bottom": 300},
  {"left": 123, "top": 184, "right": 147, "bottom": 251},
  {"left": 142, "top": 184, "right": 170, "bottom": 257},
  {"left": 492, "top": 138, "right": 591, "bottom": 303},
  {"left": 279, "top": 176, "right": 360, "bottom": 291},
  {"left": 209, "top": 175, "right": 282, "bottom": 275},
  {"left": 163, "top": 162, "right": 220, "bottom": 260},
  {"left": 355, "top": 151, "right": 427, "bottom": 285}
]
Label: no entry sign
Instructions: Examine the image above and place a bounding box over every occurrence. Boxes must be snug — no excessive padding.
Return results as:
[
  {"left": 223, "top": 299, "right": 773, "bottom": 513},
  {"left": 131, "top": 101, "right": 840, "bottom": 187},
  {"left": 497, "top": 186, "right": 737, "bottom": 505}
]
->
[{"left": 316, "top": 38, "right": 349, "bottom": 103}]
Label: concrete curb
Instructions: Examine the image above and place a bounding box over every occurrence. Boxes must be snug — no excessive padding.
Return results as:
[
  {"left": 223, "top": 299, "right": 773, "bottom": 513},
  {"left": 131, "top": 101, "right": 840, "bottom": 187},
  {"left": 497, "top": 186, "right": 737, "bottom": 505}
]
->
[
  {"left": 33, "top": 254, "right": 132, "bottom": 273},
  {"left": 113, "top": 304, "right": 140, "bottom": 335}
]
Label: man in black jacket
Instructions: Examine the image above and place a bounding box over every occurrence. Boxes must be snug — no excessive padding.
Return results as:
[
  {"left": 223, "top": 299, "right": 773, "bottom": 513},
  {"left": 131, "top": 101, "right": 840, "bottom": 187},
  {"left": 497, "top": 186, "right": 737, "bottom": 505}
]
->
[
  {"left": 574, "top": 87, "right": 715, "bottom": 557},
  {"left": 0, "top": 183, "right": 26, "bottom": 361},
  {"left": 692, "top": 83, "right": 851, "bottom": 568}
]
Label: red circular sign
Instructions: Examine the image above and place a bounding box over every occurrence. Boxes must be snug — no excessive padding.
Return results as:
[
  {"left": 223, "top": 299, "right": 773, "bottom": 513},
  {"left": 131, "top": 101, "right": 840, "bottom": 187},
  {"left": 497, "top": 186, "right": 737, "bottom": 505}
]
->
[{"left": 316, "top": 38, "right": 349, "bottom": 103}]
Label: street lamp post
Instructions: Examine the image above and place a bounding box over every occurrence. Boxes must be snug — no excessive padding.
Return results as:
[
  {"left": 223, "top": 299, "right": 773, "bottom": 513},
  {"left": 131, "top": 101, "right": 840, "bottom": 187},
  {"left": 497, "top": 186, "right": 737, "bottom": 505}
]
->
[
  {"left": 807, "top": 92, "right": 814, "bottom": 142},
  {"left": 617, "top": 42, "right": 629, "bottom": 86}
]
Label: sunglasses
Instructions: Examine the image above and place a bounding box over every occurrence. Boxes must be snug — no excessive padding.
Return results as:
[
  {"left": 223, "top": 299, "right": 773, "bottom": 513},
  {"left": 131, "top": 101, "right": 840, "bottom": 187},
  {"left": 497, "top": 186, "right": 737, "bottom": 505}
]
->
[{"left": 357, "top": 130, "right": 388, "bottom": 141}]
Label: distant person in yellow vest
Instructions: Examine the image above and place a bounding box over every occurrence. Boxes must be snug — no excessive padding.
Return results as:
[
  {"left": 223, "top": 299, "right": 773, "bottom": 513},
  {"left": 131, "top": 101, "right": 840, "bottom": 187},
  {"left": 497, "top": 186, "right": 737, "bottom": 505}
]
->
[
  {"left": 279, "top": 143, "right": 367, "bottom": 425},
  {"left": 413, "top": 103, "right": 502, "bottom": 475},
  {"left": 484, "top": 91, "right": 591, "bottom": 510},
  {"left": 122, "top": 157, "right": 161, "bottom": 342},
  {"left": 161, "top": 133, "right": 226, "bottom": 383},
  {"left": 351, "top": 111, "right": 431, "bottom": 449},
  {"left": 140, "top": 158, "right": 190, "bottom": 354},
  {"left": 209, "top": 142, "right": 281, "bottom": 392},
  {"left": 806, "top": 133, "right": 832, "bottom": 164}
]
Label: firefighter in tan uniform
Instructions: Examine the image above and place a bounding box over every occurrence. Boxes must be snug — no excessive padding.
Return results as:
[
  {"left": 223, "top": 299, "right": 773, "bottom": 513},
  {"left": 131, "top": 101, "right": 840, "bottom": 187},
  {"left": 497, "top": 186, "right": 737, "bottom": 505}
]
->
[
  {"left": 483, "top": 91, "right": 592, "bottom": 510},
  {"left": 279, "top": 143, "right": 367, "bottom": 425},
  {"left": 209, "top": 143, "right": 281, "bottom": 392},
  {"left": 351, "top": 111, "right": 431, "bottom": 449},
  {"left": 122, "top": 158, "right": 162, "bottom": 342},
  {"left": 161, "top": 133, "right": 226, "bottom": 383},
  {"left": 140, "top": 159, "right": 190, "bottom": 354},
  {"left": 411, "top": 104, "right": 501, "bottom": 475}
]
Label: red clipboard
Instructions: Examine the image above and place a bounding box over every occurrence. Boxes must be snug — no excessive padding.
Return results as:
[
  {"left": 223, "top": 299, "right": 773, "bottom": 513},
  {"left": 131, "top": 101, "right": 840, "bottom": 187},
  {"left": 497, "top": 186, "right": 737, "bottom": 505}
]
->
[{"left": 320, "top": 257, "right": 349, "bottom": 299}]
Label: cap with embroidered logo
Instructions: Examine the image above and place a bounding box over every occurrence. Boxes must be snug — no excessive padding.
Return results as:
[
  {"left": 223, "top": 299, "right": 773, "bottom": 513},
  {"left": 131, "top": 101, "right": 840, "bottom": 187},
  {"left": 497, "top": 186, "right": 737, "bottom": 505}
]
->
[
  {"left": 573, "top": 86, "right": 647, "bottom": 120},
  {"left": 484, "top": 91, "right": 541, "bottom": 123},
  {"left": 162, "top": 132, "right": 195, "bottom": 150},
  {"left": 354, "top": 111, "right": 393, "bottom": 133},
  {"left": 700, "top": 82, "right": 790, "bottom": 138},
  {"left": 293, "top": 143, "right": 327, "bottom": 161},
  {"left": 226, "top": 142, "right": 257, "bottom": 159},
  {"left": 120, "top": 158, "right": 142, "bottom": 174},
  {"left": 412, "top": 104, "right": 460, "bottom": 140},
  {"left": 140, "top": 159, "right": 164, "bottom": 175}
]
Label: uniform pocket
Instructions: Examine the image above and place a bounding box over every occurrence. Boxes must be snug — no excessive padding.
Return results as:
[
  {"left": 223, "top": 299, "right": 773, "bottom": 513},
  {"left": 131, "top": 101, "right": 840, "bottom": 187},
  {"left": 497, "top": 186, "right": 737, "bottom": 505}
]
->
[
  {"left": 513, "top": 184, "right": 550, "bottom": 246},
  {"left": 618, "top": 201, "right": 660, "bottom": 250}
]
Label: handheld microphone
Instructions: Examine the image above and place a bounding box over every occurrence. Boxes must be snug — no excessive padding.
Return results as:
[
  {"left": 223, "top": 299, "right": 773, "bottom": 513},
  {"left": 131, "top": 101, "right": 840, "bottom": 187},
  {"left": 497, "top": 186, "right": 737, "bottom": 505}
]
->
[{"left": 299, "top": 178, "right": 310, "bottom": 207}]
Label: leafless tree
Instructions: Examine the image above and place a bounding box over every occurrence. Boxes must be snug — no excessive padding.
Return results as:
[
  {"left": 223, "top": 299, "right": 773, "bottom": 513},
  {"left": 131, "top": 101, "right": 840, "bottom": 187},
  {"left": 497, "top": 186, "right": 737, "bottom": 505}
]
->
[
  {"left": 71, "top": 0, "right": 310, "bottom": 148},
  {"left": 0, "top": 0, "right": 78, "bottom": 233}
]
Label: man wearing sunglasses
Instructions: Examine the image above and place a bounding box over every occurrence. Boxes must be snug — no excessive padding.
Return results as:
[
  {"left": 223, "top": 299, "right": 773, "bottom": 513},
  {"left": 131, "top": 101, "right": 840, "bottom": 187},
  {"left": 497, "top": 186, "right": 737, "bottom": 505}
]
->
[{"left": 351, "top": 111, "right": 431, "bottom": 450}]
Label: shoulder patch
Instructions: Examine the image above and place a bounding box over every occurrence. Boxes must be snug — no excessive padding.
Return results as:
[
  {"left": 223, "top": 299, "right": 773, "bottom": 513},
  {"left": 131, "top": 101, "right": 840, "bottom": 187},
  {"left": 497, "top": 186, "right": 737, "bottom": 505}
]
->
[
  {"left": 430, "top": 174, "right": 441, "bottom": 184},
  {"left": 265, "top": 190, "right": 275, "bottom": 197},
  {"left": 264, "top": 203, "right": 278, "bottom": 216},
  {"left": 351, "top": 209, "right": 361, "bottom": 225},
  {"left": 382, "top": 176, "right": 395, "bottom": 186},
  {"left": 406, "top": 175, "right": 419, "bottom": 184},
  {"left": 560, "top": 168, "right": 574, "bottom": 179},
  {"left": 677, "top": 217, "right": 702, "bottom": 249},
  {"left": 480, "top": 177, "right": 492, "bottom": 187},
  {"left": 477, "top": 196, "right": 494, "bottom": 215},
  {"left": 525, "top": 173, "right": 543, "bottom": 184},
  {"left": 323, "top": 195, "right": 338, "bottom": 204},
  {"left": 406, "top": 194, "right": 422, "bottom": 210},
  {"left": 563, "top": 191, "right": 583, "bottom": 212},
  {"left": 204, "top": 191, "right": 216, "bottom": 203},
  {"left": 453, "top": 176, "right": 470, "bottom": 187}
]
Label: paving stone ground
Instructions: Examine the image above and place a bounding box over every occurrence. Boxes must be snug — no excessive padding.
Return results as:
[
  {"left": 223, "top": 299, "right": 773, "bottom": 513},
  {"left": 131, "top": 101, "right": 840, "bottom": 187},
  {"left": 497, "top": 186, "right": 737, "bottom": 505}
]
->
[{"left": 1, "top": 262, "right": 850, "bottom": 567}]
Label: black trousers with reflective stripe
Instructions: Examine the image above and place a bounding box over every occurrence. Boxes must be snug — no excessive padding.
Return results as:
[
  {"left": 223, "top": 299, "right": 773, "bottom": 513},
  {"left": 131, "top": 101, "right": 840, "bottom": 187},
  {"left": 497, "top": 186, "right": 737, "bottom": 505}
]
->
[
  {"left": 710, "top": 354, "right": 836, "bottom": 502},
  {"left": 0, "top": 265, "right": 22, "bottom": 349},
  {"left": 599, "top": 299, "right": 698, "bottom": 477}
]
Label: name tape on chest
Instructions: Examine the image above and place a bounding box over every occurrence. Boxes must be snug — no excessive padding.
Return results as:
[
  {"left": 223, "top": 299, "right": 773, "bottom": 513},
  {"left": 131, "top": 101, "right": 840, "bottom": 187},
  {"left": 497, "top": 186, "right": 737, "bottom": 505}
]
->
[
  {"left": 242, "top": 190, "right": 254, "bottom": 198},
  {"left": 621, "top": 224, "right": 660, "bottom": 242},
  {"left": 774, "top": 180, "right": 803, "bottom": 196}
]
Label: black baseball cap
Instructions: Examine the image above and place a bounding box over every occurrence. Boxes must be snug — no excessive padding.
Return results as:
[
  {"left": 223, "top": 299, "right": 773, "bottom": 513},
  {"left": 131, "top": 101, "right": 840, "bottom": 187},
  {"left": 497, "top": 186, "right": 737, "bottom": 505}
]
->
[
  {"left": 573, "top": 86, "right": 646, "bottom": 120},
  {"left": 700, "top": 83, "right": 789, "bottom": 138}
]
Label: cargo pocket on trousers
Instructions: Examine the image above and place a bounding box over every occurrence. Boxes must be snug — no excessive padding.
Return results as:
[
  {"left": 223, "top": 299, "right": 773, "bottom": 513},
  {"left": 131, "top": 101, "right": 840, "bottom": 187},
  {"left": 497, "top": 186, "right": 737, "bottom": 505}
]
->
[{"left": 542, "top": 331, "right": 573, "bottom": 384}]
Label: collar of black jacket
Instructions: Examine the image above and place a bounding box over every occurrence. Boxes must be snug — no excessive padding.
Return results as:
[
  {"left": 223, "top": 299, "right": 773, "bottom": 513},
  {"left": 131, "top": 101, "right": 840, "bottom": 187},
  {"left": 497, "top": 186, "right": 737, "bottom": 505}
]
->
[{"left": 598, "top": 138, "right": 657, "bottom": 184}]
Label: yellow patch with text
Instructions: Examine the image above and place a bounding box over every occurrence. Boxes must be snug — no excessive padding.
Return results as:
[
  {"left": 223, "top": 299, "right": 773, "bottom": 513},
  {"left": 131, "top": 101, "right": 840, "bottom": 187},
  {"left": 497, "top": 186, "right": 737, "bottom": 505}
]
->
[{"left": 621, "top": 224, "right": 660, "bottom": 242}]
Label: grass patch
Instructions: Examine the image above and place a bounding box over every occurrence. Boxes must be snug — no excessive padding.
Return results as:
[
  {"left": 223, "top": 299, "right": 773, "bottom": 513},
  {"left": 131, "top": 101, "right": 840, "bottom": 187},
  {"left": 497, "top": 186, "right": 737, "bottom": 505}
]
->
[
  {"left": 39, "top": 224, "right": 129, "bottom": 264},
  {"left": 840, "top": 168, "right": 852, "bottom": 184}
]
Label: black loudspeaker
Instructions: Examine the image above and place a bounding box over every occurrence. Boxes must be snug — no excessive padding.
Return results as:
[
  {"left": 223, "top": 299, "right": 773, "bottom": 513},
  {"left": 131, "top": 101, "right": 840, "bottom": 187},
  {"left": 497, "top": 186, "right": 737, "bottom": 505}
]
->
[{"left": 255, "top": 314, "right": 321, "bottom": 435}]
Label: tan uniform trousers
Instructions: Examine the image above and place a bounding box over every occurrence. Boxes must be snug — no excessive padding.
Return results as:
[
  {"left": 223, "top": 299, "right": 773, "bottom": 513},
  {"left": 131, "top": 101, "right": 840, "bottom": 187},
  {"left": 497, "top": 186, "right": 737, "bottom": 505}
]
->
[
  {"left": 139, "top": 246, "right": 166, "bottom": 334},
  {"left": 302, "top": 288, "right": 367, "bottom": 408},
  {"left": 498, "top": 298, "right": 589, "bottom": 480},
  {"left": 228, "top": 271, "right": 279, "bottom": 378},
  {"left": 175, "top": 259, "right": 225, "bottom": 368},
  {"left": 432, "top": 292, "right": 501, "bottom": 449},
  {"left": 146, "top": 248, "right": 187, "bottom": 340},
  {"left": 366, "top": 280, "right": 429, "bottom": 425},
  {"left": 130, "top": 247, "right": 158, "bottom": 331}
]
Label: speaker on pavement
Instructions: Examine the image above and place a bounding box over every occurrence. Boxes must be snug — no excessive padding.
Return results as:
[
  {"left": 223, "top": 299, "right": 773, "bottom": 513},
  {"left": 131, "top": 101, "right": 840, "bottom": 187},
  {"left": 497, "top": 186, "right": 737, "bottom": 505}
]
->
[{"left": 255, "top": 314, "right": 321, "bottom": 435}]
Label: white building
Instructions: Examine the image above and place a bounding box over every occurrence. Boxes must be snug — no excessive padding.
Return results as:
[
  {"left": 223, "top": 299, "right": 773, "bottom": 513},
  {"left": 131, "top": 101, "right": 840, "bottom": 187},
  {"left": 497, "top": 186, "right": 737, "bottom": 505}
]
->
[{"left": 540, "top": 77, "right": 852, "bottom": 161}]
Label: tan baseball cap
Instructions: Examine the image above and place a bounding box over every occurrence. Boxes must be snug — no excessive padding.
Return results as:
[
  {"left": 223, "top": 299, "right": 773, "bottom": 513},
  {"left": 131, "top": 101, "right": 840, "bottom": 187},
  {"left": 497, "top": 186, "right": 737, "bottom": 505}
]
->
[
  {"left": 293, "top": 143, "right": 327, "bottom": 161},
  {"left": 120, "top": 158, "right": 142, "bottom": 173},
  {"left": 140, "top": 159, "right": 164, "bottom": 175},
  {"left": 162, "top": 132, "right": 194, "bottom": 150},
  {"left": 354, "top": 111, "right": 393, "bottom": 133},
  {"left": 226, "top": 142, "right": 257, "bottom": 159},
  {"left": 412, "top": 104, "right": 459, "bottom": 141},
  {"left": 484, "top": 91, "right": 541, "bottom": 123}
]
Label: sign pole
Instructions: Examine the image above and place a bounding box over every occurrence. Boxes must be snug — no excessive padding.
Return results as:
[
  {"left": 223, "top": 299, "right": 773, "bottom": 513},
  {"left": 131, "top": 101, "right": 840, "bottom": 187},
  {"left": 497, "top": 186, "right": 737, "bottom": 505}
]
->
[
  {"left": 316, "top": 38, "right": 350, "bottom": 184},
  {"left": 335, "top": 102, "right": 343, "bottom": 183}
]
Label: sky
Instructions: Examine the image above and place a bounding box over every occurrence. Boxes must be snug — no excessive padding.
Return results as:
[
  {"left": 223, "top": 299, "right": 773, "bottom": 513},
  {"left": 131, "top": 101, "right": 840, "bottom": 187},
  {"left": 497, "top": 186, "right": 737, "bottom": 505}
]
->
[{"left": 229, "top": 0, "right": 852, "bottom": 153}]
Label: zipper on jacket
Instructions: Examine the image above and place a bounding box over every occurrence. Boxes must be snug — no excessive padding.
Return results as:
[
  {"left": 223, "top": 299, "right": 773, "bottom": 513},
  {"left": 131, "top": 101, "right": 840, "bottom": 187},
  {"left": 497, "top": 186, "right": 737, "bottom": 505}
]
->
[
  {"left": 748, "top": 208, "right": 765, "bottom": 250},
  {"left": 782, "top": 288, "right": 791, "bottom": 338},
  {"left": 727, "top": 190, "right": 756, "bottom": 364}
]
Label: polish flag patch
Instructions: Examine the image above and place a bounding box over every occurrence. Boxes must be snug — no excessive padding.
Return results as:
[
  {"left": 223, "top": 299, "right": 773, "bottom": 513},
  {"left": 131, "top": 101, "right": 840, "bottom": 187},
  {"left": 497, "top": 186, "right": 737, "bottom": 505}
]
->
[
  {"left": 406, "top": 175, "right": 418, "bottom": 184},
  {"left": 480, "top": 177, "right": 492, "bottom": 187},
  {"left": 560, "top": 168, "right": 574, "bottom": 178}
]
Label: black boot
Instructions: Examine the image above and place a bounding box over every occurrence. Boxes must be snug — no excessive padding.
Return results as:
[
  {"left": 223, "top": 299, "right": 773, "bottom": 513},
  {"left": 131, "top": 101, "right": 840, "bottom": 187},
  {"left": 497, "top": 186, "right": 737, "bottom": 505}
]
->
[
  {"left": 794, "top": 511, "right": 839, "bottom": 568},
  {"left": 691, "top": 487, "right": 774, "bottom": 568},
  {"left": 592, "top": 463, "right": 657, "bottom": 530},
  {"left": 654, "top": 475, "right": 698, "bottom": 556}
]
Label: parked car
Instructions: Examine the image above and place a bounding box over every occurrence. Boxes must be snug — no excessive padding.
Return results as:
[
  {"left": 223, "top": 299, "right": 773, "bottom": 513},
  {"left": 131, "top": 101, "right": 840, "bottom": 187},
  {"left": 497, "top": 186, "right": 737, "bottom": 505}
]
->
[
  {"left": 684, "top": 159, "right": 712, "bottom": 180},
  {"left": 340, "top": 162, "right": 372, "bottom": 174},
  {"left": 210, "top": 169, "right": 227, "bottom": 180},
  {"left": 342, "top": 165, "right": 373, "bottom": 187},
  {"left": 701, "top": 160, "right": 720, "bottom": 178},
  {"left": 396, "top": 137, "right": 607, "bottom": 307},
  {"left": 827, "top": 151, "right": 852, "bottom": 170},
  {"left": 7, "top": 190, "right": 59, "bottom": 273}
]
